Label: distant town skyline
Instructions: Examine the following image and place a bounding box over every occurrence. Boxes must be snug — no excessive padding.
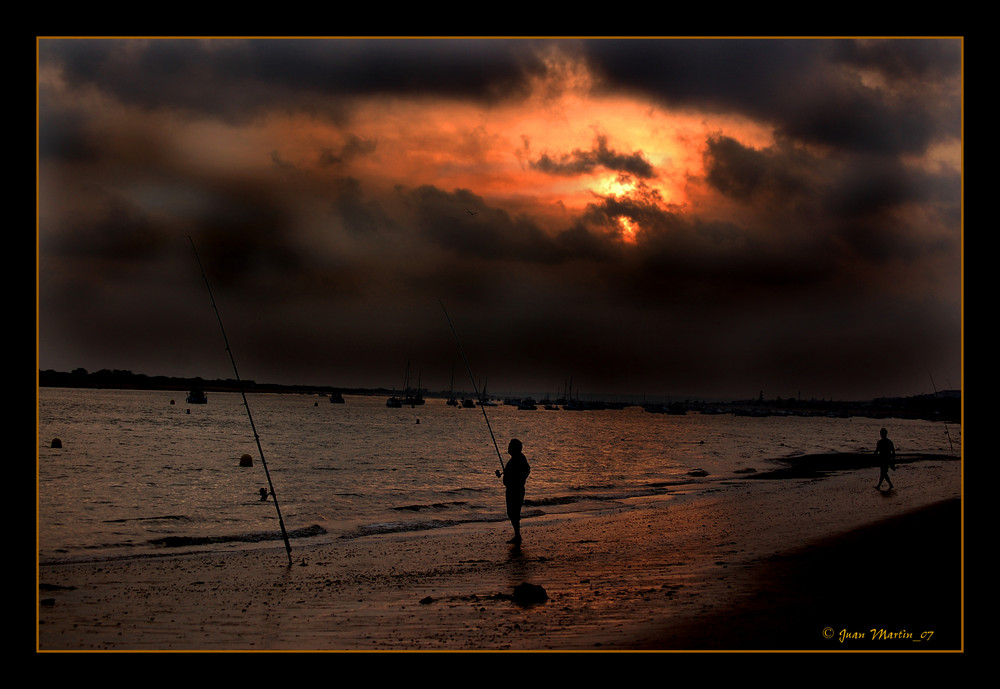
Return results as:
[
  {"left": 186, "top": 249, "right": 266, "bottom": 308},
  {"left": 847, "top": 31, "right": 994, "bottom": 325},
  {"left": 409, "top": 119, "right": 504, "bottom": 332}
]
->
[{"left": 37, "top": 38, "right": 963, "bottom": 402}]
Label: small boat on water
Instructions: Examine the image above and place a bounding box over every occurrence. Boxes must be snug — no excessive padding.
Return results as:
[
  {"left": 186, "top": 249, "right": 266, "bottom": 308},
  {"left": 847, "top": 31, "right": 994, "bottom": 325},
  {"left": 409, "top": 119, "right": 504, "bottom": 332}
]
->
[
  {"left": 477, "top": 379, "right": 498, "bottom": 406},
  {"left": 329, "top": 392, "right": 345, "bottom": 404},
  {"left": 186, "top": 388, "right": 208, "bottom": 404},
  {"left": 404, "top": 375, "right": 425, "bottom": 406},
  {"left": 388, "top": 359, "right": 425, "bottom": 407}
]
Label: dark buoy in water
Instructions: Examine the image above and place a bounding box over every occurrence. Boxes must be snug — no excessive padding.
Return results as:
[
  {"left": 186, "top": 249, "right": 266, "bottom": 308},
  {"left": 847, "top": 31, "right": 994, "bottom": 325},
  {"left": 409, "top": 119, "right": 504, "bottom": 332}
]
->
[
  {"left": 170, "top": 399, "right": 175, "bottom": 405},
  {"left": 240, "top": 454, "right": 253, "bottom": 467},
  {"left": 51, "top": 438, "right": 62, "bottom": 449}
]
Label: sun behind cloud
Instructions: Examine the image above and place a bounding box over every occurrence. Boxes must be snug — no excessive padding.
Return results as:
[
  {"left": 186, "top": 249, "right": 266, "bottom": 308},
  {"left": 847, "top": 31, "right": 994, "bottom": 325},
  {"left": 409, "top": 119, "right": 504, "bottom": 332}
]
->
[
  {"left": 617, "top": 215, "right": 638, "bottom": 243},
  {"left": 598, "top": 172, "right": 636, "bottom": 198}
]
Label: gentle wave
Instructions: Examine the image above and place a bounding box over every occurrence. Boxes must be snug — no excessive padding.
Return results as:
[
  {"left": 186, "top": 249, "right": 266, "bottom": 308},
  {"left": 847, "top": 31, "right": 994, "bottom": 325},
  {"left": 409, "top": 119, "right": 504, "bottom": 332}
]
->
[
  {"left": 393, "top": 500, "right": 470, "bottom": 512},
  {"left": 148, "top": 523, "right": 326, "bottom": 548},
  {"left": 341, "top": 518, "right": 486, "bottom": 539},
  {"left": 341, "top": 509, "right": 547, "bottom": 540},
  {"left": 104, "top": 514, "right": 192, "bottom": 524}
]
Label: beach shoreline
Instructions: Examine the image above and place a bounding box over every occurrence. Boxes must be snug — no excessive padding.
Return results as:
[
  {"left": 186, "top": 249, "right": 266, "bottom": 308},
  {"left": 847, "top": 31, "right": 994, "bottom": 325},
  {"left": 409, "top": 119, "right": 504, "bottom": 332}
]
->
[{"left": 37, "top": 453, "right": 962, "bottom": 653}]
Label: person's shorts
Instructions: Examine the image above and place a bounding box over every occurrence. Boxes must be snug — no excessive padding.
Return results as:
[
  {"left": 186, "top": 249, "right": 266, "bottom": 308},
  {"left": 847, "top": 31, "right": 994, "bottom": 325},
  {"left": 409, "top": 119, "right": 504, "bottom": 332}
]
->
[{"left": 506, "top": 487, "right": 525, "bottom": 516}]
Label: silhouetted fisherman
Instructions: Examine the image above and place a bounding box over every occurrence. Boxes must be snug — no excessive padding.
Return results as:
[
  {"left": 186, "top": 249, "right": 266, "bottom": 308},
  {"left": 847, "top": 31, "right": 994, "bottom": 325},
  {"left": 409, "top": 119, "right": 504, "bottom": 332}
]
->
[
  {"left": 259, "top": 487, "right": 270, "bottom": 501},
  {"left": 874, "top": 427, "right": 897, "bottom": 490},
  {"left": 496, "top": 438, "right": 530, "bottom": 545}
]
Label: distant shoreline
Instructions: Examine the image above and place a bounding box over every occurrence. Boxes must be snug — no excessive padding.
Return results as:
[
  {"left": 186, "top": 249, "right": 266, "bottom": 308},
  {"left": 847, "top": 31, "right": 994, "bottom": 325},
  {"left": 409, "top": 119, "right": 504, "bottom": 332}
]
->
[{"left": 37, "top": 368, "right": 961, "bottom": 423}]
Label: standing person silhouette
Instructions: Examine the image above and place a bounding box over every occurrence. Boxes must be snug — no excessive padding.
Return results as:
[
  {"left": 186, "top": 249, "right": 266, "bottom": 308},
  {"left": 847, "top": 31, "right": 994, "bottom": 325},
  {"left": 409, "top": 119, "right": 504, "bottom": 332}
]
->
[
  {"left": 874, "top": 427, "right": 897, "bottom": 490},
  {"left": 496, "top": 438, "right": 530, "bottom": 545}
]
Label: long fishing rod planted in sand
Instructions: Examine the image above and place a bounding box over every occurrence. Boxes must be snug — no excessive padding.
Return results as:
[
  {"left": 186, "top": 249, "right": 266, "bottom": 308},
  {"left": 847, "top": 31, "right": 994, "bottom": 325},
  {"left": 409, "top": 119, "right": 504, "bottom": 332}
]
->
[
  {"left": 440, "top": 301, "right": 505, "bottom": 474},
  {"left": 188, "top": 236, "right": 294, "bottom": 567},
  {"left": 927, "top": 371, "right": 956, "bottom": 457}
]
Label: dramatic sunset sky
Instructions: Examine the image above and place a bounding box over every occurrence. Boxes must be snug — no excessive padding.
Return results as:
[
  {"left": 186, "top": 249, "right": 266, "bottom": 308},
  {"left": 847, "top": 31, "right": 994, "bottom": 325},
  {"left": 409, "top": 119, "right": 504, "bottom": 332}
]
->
[{"left": 37, "top": 38, "right": 963, "bottom": 401}]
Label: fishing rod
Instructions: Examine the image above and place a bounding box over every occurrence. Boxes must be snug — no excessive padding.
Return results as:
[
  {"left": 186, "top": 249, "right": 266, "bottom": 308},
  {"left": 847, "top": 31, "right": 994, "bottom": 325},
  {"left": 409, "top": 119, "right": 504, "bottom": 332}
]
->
[
  {"left": 439, "top": 301, "right": 506, "bottom": 474},
  {"left": 189, "top": 236, "right": 294, "bottom": 566},
  {"left": 927, "top": 371, "right": 956, "bottom": 457}
]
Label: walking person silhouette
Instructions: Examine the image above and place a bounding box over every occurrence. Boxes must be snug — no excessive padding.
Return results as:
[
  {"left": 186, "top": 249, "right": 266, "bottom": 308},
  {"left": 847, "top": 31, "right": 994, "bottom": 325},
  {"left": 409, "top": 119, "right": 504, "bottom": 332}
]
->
[{"left": 875, "top": 427, "right": 897, "bottom": 490}]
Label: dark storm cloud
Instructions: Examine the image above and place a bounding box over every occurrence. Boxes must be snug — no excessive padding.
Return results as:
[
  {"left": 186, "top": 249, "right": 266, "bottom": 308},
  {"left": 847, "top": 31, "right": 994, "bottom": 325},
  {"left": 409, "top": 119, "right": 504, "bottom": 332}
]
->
[
  {"left": 578, "top": 38, "right": 961, "bottom": 156},
  {"left": 406, "top": 185, "right": 572, "bottom": 264},
  {"left": 529, "top": 134, "right": 656, "bottom": 178},
  {"left": 39, "top": 39, "right": 549, "bottom": 123},
  {"left": 220, "top": 38, "right": 545, "bottom": 100},
  {"left": 702, "top": 130, "right": 960, "bottom": 265},
  {"left": 703, "top": 135, "right": 813, "bottom": 202},
  {"left": 38, "top": 38, "right": 960, "bottom": 151},
  {"left": 820, "top": 153, "right": 958, "bottom": 221}
]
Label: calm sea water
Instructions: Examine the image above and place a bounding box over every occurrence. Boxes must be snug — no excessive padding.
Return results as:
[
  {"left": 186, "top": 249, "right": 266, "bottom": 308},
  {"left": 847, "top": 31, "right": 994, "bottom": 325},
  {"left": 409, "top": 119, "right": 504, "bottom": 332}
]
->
[{"left": 37, "top": 387, "right": 960, "bottom": 565}]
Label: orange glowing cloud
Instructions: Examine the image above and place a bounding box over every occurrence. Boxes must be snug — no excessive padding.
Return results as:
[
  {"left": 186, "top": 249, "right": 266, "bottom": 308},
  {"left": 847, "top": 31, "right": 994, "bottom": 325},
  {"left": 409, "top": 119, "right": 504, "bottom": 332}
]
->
[{"left": 243, "top": 55, "right": 778, "bottom": 240}]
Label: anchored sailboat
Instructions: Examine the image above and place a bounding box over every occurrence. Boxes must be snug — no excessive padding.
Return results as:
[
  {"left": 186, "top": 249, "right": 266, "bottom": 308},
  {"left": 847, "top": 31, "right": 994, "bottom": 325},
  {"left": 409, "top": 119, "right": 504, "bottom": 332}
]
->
[{"left": 387, "top": 360, "right": 425, "bottom": 407}]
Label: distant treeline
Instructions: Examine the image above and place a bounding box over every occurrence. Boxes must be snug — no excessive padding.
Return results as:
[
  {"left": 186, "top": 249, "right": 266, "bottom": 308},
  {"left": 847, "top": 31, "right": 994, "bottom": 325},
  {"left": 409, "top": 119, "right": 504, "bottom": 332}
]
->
[
  {"left": 37, "top": 368, "right": 378, "bottom": 397},
  {"left": 705, "top": 390, "right": 961, "bottom": 423}
]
